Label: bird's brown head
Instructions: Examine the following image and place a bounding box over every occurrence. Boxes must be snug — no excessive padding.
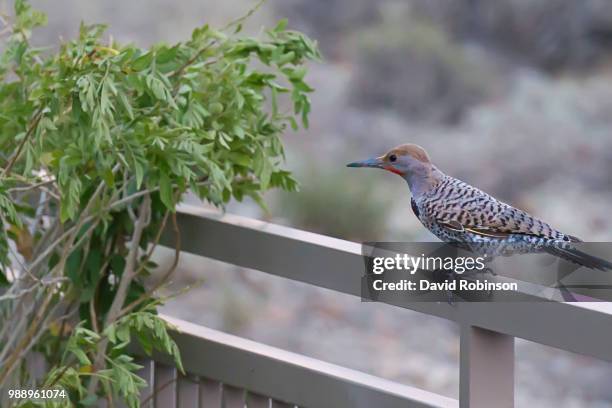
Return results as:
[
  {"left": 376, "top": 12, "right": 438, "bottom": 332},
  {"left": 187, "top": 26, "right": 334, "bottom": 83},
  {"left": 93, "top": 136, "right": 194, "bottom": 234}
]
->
[{"left": 346, "top": 144, "right": 432, "bottom": 177}]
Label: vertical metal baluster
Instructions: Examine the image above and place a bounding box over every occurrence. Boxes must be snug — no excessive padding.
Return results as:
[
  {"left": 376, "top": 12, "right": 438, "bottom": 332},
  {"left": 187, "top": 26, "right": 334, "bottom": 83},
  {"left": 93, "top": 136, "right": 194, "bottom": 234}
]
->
[
  {"left": 136, "top": 358, "right": 155, "bottom": 408},
  {"left": 222, "top": 384, "right": 245, "bottom": 408},
  {"left": 177, "top": 374, "right": 199, "bottom": 408},
  {"left": 460, "top": 324, "right": 514, "bottom": 408},
  {"left": 245, "top": 392, "right": 270, "bottom": 408},
  {"left": 199, "top": 378, "right": 222, "bottom": 407},
  {"left": 154, "top": 363, "right": 178, "bottom": 408}
]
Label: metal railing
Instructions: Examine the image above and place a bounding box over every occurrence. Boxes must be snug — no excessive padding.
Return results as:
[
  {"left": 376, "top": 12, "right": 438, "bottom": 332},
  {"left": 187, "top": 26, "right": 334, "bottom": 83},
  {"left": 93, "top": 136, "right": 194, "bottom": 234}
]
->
[
  {"left": 137, "top": 315, "right": 456, "bottom": 408},
  {"left": 136, "top": 204, "right": 612, "bottom": 407}
]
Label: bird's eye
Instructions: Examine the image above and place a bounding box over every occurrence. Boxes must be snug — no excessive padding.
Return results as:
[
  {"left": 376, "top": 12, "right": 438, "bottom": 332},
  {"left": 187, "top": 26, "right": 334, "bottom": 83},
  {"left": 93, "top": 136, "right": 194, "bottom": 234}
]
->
[{"left": 389, "top": 154, "right": 397, "bottom": 162}]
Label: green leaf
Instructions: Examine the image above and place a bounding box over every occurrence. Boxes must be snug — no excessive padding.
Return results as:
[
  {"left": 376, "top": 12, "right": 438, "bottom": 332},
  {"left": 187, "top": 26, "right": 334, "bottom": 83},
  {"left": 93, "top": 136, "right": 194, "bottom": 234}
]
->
[
  {"left": 0, "top": 270, "right": 9, "bottom": 286},
  {"left": 132, "top": 52, "right": 153, "bottom": 71},
  {"left": 259, "top": 157, "right": 272, "bottom": 190},
  {"left": 133, "top": 157, "right": 145, "bottom": 189},
  {"left": 66, "top": 249, "right": 82, "bottom": 285},
  {"left": 274, "top": 19, "right": 288, "bottom": 32},
  {"left": 118, "top": 92, "right": 134, "bottom": 120},
  {"left": 159, "top": 171, "right": 173, "bottom": 210},
  {"left": 110, "top": 254, "right": 126, "bottom": 276},
  {"left": 156, "top": 45, "right": 179, "bottom": 64},
  {"left": 227, "top": 152, "right": 250, "bottom": 167}
]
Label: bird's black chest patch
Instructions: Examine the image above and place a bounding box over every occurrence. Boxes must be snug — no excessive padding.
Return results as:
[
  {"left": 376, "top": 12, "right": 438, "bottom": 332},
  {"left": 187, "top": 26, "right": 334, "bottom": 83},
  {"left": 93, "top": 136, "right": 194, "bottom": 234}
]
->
[{"left": 411, "top": 198, "right": 420, "bottom": 218}]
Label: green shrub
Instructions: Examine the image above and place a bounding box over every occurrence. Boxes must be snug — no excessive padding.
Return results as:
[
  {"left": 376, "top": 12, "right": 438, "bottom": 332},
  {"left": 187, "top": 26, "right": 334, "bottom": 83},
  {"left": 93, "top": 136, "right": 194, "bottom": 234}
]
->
[{"left": 0, "top": 0, "right": 319, "bottom": 405}]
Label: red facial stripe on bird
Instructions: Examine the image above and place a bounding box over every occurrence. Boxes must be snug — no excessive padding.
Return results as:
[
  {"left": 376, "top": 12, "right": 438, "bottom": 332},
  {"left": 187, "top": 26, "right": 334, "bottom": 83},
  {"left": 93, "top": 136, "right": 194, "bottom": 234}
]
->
[{"left": 384, "top": 165, "right": 404, "bottom": 175}]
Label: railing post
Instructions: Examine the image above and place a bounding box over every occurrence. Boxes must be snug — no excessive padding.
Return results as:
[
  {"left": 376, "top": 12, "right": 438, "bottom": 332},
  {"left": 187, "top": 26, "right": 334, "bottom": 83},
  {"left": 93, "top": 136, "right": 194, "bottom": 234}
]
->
[{"left": 460, "top": 324, "right": 514, "bottom": 408}]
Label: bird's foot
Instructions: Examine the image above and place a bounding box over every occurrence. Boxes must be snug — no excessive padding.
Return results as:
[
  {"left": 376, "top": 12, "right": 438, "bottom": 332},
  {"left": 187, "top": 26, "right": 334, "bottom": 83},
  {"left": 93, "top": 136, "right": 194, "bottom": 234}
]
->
[
  {"left": 445, "top": 288, "right": 456, "bottom": 305},
  {"left": 429, "top": 268, "right": 459, "bottom": 305}
]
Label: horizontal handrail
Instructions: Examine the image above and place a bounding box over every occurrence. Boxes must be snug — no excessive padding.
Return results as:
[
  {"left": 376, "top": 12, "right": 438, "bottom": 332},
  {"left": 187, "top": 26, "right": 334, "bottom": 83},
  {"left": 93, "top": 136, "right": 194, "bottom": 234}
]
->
[
  {"left": 163, "top": 205, "right": 612, "bottom": 363},
  {"left": 148, "top": 315, "right": 458, "bottom": 408}
]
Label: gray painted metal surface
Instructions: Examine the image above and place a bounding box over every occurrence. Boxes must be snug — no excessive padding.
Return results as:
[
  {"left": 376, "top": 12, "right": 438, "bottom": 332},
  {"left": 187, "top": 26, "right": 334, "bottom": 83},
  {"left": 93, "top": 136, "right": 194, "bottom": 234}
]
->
[
  {"left": 459, "top": 326, "right": 514, "bottom": 408},
  {"left": 164, "top": 205, "right": 612, "bottom": 363},
  {"left": 149, "top": 315, "right": 458, "bottom": 408},
  {"left": 149, "top": 205, "right": 612, "bottom": 407}
]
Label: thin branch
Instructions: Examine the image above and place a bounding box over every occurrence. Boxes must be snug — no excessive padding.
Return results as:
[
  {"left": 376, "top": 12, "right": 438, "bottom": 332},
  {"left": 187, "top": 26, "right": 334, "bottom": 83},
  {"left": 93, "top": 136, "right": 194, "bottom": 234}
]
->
[
  {"left": 26, "top": 224, "right": 78, "bottom": 275},
  {"left": 32, "top": 218, "right": 60, "bottom": 261},
  {"left": 86, "top": 194, "right": 151, "bottom": 396},
  {"left": 169, "top": 41, "right": 216, "bottom": 79},
  {"left": 89, "top": 291, "right": 100, "bottom": 334},
  {"left": 107, "top": 194, "right": 151, "bottom": 324},
  {"left": 8, "top": 178, "right": 57, "bottom": 193},
  {"left": 1, "top": 109, "right": 44, "bottom": 179},
  {"left": 144, "top": 210, "right": 170, "bottom": 261},
  {"left": 120, "top": 212, "right": 181, "bottom": 317},
  {"left": 0, "top": 171, "right": 115, "bottom": 386},
  {"left": 47, "top": 360, "right": 73, "bottom": 389},
  {"left": 0, "top": 290, "right": 38, "bottom": 361},
  {"left": 26, "top": 169, "right": 114, "bottom": 275},
  {"left": 0, "top": 285, "right": 56, "bottom": 385},
  {"left": 0, "top": 277, "right": 66, "bottom": 302},
  {"left": 6, "top": 299, "right": 78, "bottom": 386},
  {"left": 49, "top": 298, "right": 78, "bottom": 374},
  {"left": 220, "top": 0, "right": 266, "bottom": 32},
  {"left": 140, "top": 377, "right": 178, "bottom": 406}
]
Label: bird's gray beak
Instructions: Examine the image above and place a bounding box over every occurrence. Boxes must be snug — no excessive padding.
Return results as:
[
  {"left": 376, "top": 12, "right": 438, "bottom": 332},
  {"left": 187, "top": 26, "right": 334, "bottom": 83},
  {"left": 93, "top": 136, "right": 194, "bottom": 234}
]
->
[{"left": 346, "top": 157, "right": 384, "bottom": 168}]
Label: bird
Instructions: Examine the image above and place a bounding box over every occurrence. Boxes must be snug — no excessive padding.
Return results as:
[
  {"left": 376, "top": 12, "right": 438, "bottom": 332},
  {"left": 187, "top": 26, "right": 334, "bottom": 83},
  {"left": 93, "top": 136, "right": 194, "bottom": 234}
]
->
[{"left": 347, "top": 143, "right": 612, "bottom": 271}]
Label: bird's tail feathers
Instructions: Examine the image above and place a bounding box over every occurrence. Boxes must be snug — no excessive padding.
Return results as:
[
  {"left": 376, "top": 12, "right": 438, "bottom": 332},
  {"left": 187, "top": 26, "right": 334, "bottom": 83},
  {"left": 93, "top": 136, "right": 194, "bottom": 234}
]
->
[{"left": 544, "top": 244, "right": 612, "bottom": 271}]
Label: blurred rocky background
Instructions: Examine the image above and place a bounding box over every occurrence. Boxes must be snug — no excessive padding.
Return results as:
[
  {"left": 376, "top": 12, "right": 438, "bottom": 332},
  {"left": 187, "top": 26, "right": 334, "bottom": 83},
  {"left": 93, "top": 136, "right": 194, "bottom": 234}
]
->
[{"left": 17, "top": 0, "right": 612, "bottom": 405}]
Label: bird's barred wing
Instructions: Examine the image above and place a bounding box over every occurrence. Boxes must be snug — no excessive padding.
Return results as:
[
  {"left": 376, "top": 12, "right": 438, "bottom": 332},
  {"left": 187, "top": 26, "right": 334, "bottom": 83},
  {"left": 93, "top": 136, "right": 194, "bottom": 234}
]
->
[
  {"left": 438, "top": 220, "right": 516, "bottom": 239},
  {"left": 430, "top": 181, "right": 579, "bottom": 242}
]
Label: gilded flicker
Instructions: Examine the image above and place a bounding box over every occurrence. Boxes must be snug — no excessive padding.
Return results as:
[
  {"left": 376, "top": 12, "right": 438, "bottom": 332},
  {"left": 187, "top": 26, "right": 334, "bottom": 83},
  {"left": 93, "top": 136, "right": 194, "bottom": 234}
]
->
[{"left": 347, "top": 143, "right": 612, "bottom": 270}]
